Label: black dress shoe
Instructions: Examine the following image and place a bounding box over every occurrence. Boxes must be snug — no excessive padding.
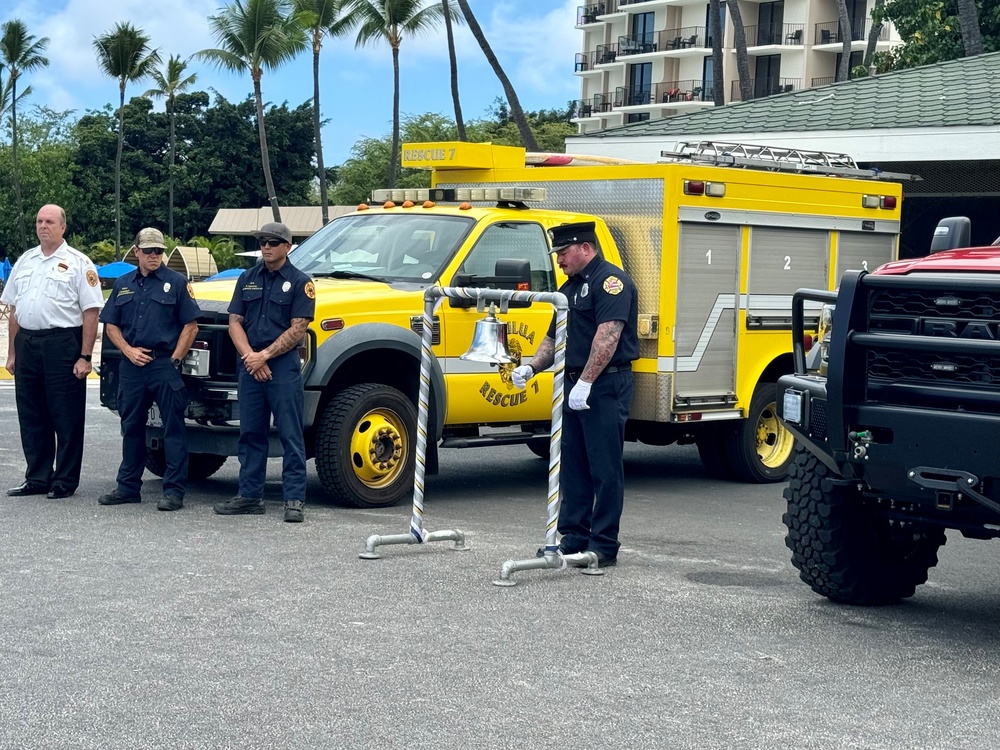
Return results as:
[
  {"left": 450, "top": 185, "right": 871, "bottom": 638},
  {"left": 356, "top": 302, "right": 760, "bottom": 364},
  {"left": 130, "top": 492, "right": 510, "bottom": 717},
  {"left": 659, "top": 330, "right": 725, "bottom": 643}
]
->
[
  {"left": 7, "top": 482, "right": 49, "bottom": 497},
  {"left": 46, "top": 486, "right": 74, "bottom": 499}
]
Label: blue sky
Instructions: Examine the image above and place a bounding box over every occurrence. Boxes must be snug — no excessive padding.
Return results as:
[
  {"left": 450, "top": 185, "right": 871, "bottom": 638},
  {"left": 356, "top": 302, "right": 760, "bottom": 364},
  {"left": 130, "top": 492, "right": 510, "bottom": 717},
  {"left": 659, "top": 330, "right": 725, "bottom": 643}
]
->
[{"left": 4, "top": 0, "right": 581, "bottom": 164}]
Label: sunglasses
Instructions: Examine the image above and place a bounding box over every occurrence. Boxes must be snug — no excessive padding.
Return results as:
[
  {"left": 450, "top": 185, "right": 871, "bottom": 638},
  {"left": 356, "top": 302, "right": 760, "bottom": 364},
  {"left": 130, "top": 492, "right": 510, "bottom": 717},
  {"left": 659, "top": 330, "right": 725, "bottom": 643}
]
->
[
  {"left": 258, "top": 238, "right": 285, "bottom": 248},
  {"left": 138, "top": 247, "right": 165, "bottom": 255}
]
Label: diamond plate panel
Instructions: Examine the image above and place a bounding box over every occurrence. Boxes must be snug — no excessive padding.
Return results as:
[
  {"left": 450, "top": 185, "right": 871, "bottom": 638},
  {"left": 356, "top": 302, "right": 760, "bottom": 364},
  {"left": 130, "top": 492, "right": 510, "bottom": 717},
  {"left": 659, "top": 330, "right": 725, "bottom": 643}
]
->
[{"left": 631, "top": 371, "right": 673, "bottom": 422}]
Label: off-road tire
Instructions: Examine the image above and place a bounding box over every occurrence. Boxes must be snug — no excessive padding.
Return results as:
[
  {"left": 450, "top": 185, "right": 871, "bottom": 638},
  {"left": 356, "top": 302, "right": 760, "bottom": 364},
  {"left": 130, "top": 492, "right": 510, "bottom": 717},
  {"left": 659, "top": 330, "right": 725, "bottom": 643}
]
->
[
  {"left": 726, "top": 382, "right": 796, "bottom": 483},
  {"left": 145, "top": 450, "right": 228, "bottom": 481},
  {"left": 314, "top": 383, "right": 417, "bottom": 508},
  {"left": 782, "top": 447, "right": 946, "bottom": 605}
]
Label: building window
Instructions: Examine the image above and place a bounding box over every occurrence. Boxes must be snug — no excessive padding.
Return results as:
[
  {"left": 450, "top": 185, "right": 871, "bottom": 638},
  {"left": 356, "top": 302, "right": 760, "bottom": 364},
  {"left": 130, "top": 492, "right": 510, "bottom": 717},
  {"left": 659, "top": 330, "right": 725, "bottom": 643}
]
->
[
  {"left": 757, "top": 1, "right": 785, "bottom": 46},
  {"left": 753, "top": 54, "right": 781, "bottom": 97},
  {"left": 703, "top": 56, "right": 714, "bottom": 100},
  {"left": 628, "top": 62, "right": 652, "bottom": 105},
  {"left": 627, "top": 113, "right": 650, "bottom": 124},
  {"left": 632, "top": 12, "right": 655, "bottom": 47}
]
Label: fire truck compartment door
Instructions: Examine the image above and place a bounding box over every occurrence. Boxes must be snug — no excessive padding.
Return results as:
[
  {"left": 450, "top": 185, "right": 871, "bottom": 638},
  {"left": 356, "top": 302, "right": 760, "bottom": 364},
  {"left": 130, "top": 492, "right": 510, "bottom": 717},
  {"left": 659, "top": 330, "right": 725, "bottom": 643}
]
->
[
  {"left": 674, "top": 223, "right": 739, "bottom": 397},
  {"left": 836, "top": 231, "right": 896, "bottom": 277}
]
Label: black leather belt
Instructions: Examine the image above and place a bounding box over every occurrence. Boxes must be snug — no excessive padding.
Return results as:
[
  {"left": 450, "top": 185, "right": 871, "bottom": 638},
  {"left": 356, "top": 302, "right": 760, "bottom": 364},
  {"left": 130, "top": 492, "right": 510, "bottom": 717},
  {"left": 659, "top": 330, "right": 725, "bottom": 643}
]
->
[
  {"left": 566, "top": 365, "right": 630, "bottom": 380},
  {"left": 20, "top": 326, "right": 80, "bottom": 338}
]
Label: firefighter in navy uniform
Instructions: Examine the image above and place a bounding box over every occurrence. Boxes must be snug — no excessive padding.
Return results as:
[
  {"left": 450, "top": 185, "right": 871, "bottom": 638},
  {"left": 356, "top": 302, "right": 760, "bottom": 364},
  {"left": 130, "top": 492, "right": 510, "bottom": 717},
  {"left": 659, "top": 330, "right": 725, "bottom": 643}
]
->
[
  {"left": 98, "top": 228, "right": 200, "bottom": 511},
  {"left": 511, "top": 222, "right": 638, "bottom": 567},
  {"left": 214, "top": 222, "right": 315, "bottom": 523}
]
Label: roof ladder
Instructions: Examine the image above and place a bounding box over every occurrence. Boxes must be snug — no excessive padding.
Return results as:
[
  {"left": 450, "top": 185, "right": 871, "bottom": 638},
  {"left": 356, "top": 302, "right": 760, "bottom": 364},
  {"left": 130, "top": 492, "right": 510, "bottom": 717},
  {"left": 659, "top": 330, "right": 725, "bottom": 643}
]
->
[{"left": 660, "top": 140, "right": 918, "bottom": 181}]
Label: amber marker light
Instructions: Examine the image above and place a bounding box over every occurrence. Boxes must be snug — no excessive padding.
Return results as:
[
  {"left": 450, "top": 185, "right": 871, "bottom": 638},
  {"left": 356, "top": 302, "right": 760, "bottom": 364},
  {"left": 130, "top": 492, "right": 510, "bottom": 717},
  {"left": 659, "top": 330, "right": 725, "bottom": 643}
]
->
[{"left": 423, "top": 201, "right": 436, "bottom": 208}]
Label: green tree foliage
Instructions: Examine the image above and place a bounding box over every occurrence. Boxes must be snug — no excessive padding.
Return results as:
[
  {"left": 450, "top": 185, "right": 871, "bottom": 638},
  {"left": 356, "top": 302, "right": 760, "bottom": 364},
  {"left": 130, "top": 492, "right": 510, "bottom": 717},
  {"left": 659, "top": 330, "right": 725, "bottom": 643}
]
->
[
  {"left": 331, "top": 104, "right": 576, "bottom": 205},
  {"left": 881, "top": 0, "right": 1000, "bottom": 70}
]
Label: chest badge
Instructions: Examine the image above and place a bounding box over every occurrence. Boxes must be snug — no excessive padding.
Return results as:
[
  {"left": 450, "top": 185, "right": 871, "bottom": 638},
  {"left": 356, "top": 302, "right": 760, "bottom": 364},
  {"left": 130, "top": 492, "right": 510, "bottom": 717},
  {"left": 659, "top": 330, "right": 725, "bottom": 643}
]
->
[
  {"left": 282, "top": 281, "right": 291, "bottom": 293},
  {"left": 163, "top": 282, "right": 171, "bottom": 293},
  {"left": 603, "top": 276, "right": 624, "bottom": 295},
  {"left": 581, "top": 283, "right": 589, "bottom": 298}
]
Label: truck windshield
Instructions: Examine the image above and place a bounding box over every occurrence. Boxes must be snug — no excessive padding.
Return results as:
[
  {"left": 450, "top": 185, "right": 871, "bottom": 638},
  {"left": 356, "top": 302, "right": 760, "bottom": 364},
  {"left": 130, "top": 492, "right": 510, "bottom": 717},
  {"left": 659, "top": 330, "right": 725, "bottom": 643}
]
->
[{"left": 290, "top": 213, "right": 475, "bottom": 281}]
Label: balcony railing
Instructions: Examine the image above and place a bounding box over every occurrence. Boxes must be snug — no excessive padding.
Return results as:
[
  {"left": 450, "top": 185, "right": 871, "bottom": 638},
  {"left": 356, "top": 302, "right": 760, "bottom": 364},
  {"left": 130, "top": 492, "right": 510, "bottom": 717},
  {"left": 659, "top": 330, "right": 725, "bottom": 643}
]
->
[
  {"left": 657, "top": 26, "right": 705, "bottom": 50},
  {"left": 595, "top": 43, "right": 619, "bottom": 65},
  {"left": 576, "top": 3, "right": 609, "bottom": 25},
  {"left": 575, "top": 52, "right": 591, "bottom": 72},
  {"left": 813, "top": 20, "right": 890, "bottom": 45},
  {"left": 615, "top": 85, "right": 653, "bottom": 107},
  {"left": 618, "top": 32, "right": 657, "bottom": 55},
  {"left": 655, "top": 80, "right": 710, "bottom": 104},
  {"left": 730, "top": 77, "right": 802, "bottom": 102},
  {"left": 811, "top": 76, "right": 836, "bottom": 87},
  {"left": 744, "top": 22, "right": 805, "bottom": 47}
]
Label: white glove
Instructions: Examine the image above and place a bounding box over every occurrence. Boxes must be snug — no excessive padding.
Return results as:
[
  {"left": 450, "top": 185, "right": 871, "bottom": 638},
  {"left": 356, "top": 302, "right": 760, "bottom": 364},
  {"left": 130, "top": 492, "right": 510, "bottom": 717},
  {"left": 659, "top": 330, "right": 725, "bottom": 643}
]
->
[
  {"left": 511, "top": 364, "right": 535, "bottom": 390},
  {"left": 568, "top": 379, "right": 592, "bottom": 410}
]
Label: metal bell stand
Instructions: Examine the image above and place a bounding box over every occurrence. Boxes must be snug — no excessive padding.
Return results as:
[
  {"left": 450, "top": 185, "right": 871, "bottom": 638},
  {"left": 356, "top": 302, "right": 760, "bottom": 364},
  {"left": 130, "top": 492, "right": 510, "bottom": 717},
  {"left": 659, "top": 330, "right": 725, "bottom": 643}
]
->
[{"left": 359, "top": 286, "right": 604, "bottom": 585}]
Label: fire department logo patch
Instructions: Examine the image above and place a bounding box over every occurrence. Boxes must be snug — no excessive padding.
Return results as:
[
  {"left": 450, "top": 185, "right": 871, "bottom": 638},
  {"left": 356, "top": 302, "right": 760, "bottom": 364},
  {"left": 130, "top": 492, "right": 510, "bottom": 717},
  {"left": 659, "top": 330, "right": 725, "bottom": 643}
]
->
[
  {"left": 603, "top": 276, "right": 623, "bottom": 295},
  {"left": 86, "top": 269, "right": 99, "bottom": 287},
  {"left": 304, "top": 281, "right": 316, "bottom": 300},
  {"left": 187, "top": 283, "right": 195, "bottom": 299}
]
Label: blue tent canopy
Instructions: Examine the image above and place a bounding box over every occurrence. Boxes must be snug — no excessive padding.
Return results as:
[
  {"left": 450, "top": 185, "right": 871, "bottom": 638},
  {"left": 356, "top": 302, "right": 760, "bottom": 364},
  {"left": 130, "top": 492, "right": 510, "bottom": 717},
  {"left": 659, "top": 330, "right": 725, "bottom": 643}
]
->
[
  {"left": 204, "top": 268, "right": 244, "bottom": 281},
  {"left": 97, "top": 261, "right": 137, "bottom": 279},
  {"left": 0, "top": 257, "right": 12, "bottom": 282}
]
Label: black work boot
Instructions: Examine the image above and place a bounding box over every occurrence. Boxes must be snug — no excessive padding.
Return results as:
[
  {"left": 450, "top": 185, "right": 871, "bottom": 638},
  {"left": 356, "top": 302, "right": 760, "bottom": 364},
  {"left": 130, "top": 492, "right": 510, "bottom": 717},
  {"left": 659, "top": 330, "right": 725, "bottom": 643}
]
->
[
  {"left": 283, "top": 500, "right": 304, "bottom": 523},
  {"left": 98, "top": 489, "right": 141, "bottom": 506},
  {"left": 157, "top": 494, "right": 184, "bottom": 511},
  {"left": 213, "top": 496, "right": 265, "bottom": 515}
]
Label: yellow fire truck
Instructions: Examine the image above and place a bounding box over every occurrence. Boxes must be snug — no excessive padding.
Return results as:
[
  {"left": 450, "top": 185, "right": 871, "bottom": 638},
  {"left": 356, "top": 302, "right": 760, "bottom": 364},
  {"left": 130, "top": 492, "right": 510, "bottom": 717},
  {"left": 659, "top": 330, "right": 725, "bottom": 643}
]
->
[{"left": 100, "top": 140, "right": 907, "bottom": 509}]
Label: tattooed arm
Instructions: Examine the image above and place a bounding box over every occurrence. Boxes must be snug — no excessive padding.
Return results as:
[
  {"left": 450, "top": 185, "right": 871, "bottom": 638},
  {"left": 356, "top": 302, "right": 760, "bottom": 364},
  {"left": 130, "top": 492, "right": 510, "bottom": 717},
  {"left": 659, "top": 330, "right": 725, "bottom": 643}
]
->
[
  {"left": 262, "top": 318, "right": 309, "bottom": 360},
  {"left": 530, "top": 336, "right": 555, "bottom": 373},
  {"left": 580, "top": 320, "right": 624, "bottom": 382}
]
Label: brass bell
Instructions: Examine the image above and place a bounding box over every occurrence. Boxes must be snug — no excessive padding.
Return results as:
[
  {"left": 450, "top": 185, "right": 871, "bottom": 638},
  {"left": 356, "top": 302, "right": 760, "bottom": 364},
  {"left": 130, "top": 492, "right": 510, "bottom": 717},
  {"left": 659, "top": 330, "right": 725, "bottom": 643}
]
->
[{"left": 461, "top": 302, "right": 514, "bottom": 364}]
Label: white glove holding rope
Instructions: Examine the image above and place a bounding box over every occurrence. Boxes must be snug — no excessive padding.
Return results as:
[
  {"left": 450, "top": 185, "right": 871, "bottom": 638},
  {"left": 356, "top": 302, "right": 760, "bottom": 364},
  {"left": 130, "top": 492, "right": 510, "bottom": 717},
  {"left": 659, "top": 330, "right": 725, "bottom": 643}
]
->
[
  {"left": 568, "top": 379, "right": 592, "bottom": 410},
  {"left": 511, "top": 364, "right": 535, "bottom": 390}
]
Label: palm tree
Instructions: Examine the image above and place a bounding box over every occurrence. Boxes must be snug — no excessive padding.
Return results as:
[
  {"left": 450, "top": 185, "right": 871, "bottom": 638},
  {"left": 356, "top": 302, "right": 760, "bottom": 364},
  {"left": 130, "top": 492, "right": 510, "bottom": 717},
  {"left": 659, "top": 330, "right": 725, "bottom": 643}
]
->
[
  {"left": 197, "top": 0, "right": 307, "bottom": 223},
  {"left": 442, "top": 0, "right": 465, "bottom": 140},
  {"left": 1, "top": 20, "right": 50, "bottom": 252},
  {"left": 144, "top": 55, "right": 197, "bottom": 239},
  {"left": 454, "top": 0, "right": 537, "bottom": 151},
  {"left": 956, "top": 0, "right": 984, "bottom": 57},
  {"left": 94, "top": 22, "right": 161, "bottom": 259},
  {"left": 836, "top": 0, "right": 852, "bottom": 81},
  {"left": 293, "top": 0, "right": 353, "bottom": 225},
  {"left": 351, "top": 0, "right": 452, "bottom": 188},
  {"left": 862, "top": 0, "right": 885, "bottom": 71},
  {"left": 708, "top": 0, "right": 724, "bottom": 106},
  {"left": 725, "top": 0, "right": 751, "bottom": 101}
]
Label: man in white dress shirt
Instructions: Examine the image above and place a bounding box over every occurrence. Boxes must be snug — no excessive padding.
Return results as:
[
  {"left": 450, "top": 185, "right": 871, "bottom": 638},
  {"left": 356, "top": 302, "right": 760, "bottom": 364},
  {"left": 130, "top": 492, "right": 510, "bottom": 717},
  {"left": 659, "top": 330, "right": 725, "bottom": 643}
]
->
[{"left": 1, "top": 204, "right": 104, "bottom": 499}]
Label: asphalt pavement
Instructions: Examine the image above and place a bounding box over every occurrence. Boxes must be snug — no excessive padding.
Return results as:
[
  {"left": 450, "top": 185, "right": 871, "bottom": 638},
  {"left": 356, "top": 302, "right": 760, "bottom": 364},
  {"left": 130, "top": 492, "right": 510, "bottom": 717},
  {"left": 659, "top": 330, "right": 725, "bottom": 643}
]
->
[{"left": 1, "top": 385, "right": 998, "bottom": 750}]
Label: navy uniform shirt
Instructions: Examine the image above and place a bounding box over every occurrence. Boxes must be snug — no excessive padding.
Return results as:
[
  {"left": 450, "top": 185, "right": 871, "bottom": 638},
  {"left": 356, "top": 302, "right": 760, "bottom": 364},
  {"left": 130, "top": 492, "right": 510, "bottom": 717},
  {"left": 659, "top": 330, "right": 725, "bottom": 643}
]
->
[
  {"left": 550, "top": 254, "right": 639, "bottom": 372},
  {"left": 100, "top": 265, "right": 201, "bottom": 354},
  {"left": 228, "top": 260, "right": 315, "bottom": 350}
]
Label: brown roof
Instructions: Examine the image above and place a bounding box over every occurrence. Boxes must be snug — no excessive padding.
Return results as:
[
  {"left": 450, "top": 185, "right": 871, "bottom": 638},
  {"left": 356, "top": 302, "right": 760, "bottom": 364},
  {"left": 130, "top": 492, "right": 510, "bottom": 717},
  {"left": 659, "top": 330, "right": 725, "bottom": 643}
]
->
[{"left": 208, "top": 206, "right": 357, "bottom": 237}]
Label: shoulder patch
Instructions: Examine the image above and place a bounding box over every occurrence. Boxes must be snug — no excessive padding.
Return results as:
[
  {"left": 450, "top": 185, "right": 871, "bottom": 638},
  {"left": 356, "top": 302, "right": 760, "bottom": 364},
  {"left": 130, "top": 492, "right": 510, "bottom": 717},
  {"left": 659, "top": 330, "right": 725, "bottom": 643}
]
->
[
  {"left": 603, "top": 276, "right": 623, "bottom": 295},
  {"left": 86, "top": 269, "right": 99, "bottom": 287},
  {"left": 304, "top": 280, "right": 316, "bottom": 300},
  {"left": 187, "top": 283, "right": 195, "bottom": 299}
]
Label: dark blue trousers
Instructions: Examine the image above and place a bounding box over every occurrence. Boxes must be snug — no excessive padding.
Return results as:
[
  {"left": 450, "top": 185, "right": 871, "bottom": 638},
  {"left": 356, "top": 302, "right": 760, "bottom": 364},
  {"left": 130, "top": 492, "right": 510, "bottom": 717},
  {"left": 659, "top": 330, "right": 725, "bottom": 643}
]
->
[
  {"left": 13, "top": 327, "right": 86, "bottom": 492},
  {"left": 116, "top": 358, "right": 189, "bottom": 498},
  {"left": 558, "top": 370, "right": 633, "bottom": 558},
  {"left": 236, "top": 351, "right": 306, "bottom": 501}
]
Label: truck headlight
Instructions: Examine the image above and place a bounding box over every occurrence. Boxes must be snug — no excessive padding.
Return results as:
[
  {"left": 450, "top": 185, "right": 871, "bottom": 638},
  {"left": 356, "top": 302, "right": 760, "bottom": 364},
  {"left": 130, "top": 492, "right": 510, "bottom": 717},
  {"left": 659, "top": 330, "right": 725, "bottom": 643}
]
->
[{"left": 783, "top": 389, "right": 805, "bottom": 425}]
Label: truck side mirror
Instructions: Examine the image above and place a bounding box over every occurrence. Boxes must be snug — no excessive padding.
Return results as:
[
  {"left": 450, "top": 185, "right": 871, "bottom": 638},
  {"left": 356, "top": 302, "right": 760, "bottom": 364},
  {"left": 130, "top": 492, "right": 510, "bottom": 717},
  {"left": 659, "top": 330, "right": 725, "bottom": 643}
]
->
[{"left": 930, "top": 216, "right": 971, "bottom": 253}]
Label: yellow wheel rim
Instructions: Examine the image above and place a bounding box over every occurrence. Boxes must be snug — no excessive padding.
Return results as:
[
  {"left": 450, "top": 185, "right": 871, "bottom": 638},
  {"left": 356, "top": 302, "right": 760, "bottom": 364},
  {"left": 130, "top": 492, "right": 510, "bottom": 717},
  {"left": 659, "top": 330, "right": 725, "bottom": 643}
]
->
[
  {"left": 349, "top": 408, "right": 408, "bottom": 489},
  {"left": 756, "top": 399, "right": 795, "bottom": 469}
]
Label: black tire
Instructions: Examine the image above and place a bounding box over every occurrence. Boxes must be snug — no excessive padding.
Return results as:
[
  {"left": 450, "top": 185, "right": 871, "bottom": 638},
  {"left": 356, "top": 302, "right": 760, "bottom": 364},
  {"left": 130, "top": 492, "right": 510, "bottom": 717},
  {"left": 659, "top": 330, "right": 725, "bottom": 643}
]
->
[
  {"left": 696, "top": 424, "right": 736, "bottom": 479},
  {"left": 527, "top": 438, "right": 550, "bottom": 460},
  {"left": 725, "top": 382, "right": 796, "bottom": 483},
  {"left": 782, "top": 447, "right": 946, "bottom": 605},
  {"left": 314, "top": 383, "right": 417, "bottom": 508},
  {"left": 145, "top": 450, "right": 228, "bottom": 481}
]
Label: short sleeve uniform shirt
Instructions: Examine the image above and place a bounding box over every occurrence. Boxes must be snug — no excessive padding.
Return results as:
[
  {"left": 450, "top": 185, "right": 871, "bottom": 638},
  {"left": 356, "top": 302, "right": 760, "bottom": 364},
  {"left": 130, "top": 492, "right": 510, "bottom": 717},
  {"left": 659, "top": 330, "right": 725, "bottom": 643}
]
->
[
  {"left": 0, "top": 242, "right": 104, "bottom": 330},
  {"left": 228, "top": 261, "right": 315, "bottom": 350},
  {"left": 100, "top": 266, "right": 201, "bottom": 353}
]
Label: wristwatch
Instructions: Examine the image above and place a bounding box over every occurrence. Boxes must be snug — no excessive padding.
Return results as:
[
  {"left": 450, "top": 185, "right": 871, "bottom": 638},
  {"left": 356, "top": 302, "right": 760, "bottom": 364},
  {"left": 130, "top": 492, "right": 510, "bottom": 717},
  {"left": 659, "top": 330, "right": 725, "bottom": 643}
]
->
[
  {"left": 79, "top": 354, "right": 92, "bottom": 362},
  {"left": 171, "top": 358, "right": 182, "bottom": 367}
]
